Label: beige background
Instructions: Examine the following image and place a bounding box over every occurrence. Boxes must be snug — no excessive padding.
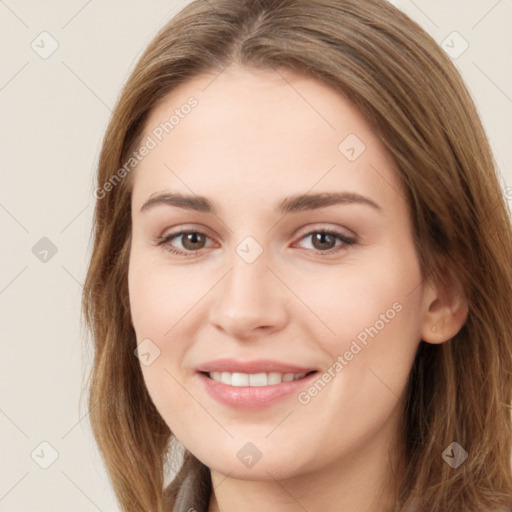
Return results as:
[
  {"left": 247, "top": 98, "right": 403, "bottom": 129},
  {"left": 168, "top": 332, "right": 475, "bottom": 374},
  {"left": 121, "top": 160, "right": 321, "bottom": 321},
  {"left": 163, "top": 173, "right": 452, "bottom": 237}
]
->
[{"left": 1, "top": 1, "right": 511, "bottom": 510}]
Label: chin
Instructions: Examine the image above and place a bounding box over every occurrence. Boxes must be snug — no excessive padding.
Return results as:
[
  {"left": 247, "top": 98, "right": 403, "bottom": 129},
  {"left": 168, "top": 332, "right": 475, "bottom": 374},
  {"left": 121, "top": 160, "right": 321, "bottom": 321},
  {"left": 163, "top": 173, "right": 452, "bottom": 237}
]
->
[{"left": 198, "top": 445, "right": 312, "bottom": 482}]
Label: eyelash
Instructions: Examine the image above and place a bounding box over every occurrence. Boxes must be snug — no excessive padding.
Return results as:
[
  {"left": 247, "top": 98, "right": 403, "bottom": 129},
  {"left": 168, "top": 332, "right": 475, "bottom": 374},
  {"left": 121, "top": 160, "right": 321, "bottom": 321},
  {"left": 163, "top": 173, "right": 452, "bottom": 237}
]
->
[{"left": 155, "top": 228, "right": 357, "bottom": 257}]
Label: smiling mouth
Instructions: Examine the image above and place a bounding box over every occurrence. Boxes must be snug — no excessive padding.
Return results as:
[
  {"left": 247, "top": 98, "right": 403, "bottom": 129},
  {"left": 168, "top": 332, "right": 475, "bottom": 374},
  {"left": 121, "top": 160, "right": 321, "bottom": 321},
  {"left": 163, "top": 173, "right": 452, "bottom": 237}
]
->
[{"left": 203, "top": 370, "right": 317, "bottom": 387}]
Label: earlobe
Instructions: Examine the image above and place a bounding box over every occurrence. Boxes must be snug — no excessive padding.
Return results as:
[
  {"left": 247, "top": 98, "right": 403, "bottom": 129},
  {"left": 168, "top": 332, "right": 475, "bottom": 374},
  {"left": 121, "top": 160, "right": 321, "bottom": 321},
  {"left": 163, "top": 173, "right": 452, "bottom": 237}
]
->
[{"left": 420, "top": 275, "right": 469, "bottom": 344}]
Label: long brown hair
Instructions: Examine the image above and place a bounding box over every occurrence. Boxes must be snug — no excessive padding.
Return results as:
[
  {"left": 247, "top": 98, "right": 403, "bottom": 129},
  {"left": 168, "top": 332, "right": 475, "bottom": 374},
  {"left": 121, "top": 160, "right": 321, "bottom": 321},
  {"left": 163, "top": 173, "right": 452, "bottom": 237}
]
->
[{"left": 82, "top": 0, "right": 512, "bottom": 510}]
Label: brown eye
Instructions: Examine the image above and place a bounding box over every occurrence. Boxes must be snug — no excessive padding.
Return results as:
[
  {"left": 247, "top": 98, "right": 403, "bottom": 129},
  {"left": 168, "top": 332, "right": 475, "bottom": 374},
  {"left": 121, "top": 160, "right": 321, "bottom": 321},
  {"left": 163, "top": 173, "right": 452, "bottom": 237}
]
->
[
  {"left": 180, "top": 232, "right": 207, "bottom": 250},
  {"left": 311, "top": 232, "right": 337, "bottom": 251},
  {"left": 157, "top": 230, "right": 213, "bottom": 255},
  {"left": 297, "top": 229, "right": 357, "bottom": 254}
]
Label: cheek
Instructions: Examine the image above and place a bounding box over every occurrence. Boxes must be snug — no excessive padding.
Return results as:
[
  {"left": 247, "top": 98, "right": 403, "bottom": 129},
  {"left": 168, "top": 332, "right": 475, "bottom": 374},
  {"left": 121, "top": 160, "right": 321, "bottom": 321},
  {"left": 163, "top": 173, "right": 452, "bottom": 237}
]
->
[
  {"left": 300, "top": 242, "right": 423, "bottom": 400},
  {"left": 128, "top": 250, "right": 205, "bottom": 338},
  {"left": 127, "top": 249, "right": 216, "bottom": 415},
  {"left": 302, "top": 247, "right": 422, "bottom": 352},
  {"left": 289, "top": 249, "right": 423, "bottom": 458},
  {"left": 338, "top": 264, "right": 423, "bottom": 404},
  {"left": 127, "top": 261, "right": 193, "bottom": 436}
]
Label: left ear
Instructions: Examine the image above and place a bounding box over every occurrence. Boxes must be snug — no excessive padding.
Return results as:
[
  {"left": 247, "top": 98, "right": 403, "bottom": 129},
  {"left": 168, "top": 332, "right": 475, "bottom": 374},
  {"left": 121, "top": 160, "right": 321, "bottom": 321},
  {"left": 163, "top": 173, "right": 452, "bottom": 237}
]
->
[{"left": 420, "top": 266, "right": 469, "bottom": 344}]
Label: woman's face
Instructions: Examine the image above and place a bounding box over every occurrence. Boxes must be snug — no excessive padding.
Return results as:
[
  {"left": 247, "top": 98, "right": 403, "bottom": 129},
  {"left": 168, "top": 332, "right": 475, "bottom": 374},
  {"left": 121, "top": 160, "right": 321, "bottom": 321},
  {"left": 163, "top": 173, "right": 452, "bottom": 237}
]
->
[{"left": 128, "top": 64, "right": 429, "bottom": 482}]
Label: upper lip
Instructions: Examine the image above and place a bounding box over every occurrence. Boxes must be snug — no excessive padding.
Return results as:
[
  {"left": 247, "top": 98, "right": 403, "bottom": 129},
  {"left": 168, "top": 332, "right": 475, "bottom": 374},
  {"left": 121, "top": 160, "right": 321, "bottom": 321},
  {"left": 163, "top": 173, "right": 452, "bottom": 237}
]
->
[{"left": 196, "top": 358, "right": 317, "bottom": 374}]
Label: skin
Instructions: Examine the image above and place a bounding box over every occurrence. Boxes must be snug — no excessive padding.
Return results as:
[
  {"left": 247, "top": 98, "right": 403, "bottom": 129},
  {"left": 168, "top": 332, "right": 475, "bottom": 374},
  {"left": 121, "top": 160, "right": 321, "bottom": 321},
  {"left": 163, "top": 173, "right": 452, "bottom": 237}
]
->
[{"left": 128, "top": 64, "right": 468, "bottom": 511}]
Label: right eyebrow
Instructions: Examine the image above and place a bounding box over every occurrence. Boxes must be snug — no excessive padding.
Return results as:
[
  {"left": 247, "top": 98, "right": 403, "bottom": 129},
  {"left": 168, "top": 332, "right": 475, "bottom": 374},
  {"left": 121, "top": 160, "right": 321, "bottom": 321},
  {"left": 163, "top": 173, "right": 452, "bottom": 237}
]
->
[{"left": 140, "top": 192, "right": 216, "bottom": 214}]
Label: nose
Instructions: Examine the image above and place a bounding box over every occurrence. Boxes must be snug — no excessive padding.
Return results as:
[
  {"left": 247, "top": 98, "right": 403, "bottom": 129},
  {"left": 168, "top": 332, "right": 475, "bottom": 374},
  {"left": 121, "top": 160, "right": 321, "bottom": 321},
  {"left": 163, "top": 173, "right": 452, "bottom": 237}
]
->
[{"left": 208, "top": 247, "right": 289, "bottom": 340}]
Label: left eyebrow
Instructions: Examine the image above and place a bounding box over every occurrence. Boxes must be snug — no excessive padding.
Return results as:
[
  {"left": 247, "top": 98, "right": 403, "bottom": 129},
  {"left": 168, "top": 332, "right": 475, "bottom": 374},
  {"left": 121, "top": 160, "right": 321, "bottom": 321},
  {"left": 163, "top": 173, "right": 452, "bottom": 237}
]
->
[
  {"left": 139, "top": 191, "right": 382, "bottom": 214},
  {"left": 277, "top": 191, "right": 382, "bottom": 214}
]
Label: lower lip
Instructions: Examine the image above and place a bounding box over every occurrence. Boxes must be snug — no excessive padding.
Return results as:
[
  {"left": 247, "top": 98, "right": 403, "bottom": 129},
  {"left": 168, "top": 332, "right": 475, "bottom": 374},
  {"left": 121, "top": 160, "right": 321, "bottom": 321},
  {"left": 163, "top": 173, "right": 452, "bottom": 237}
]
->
[{"left": 197, "top": 372, "right": 318, "bottom": 410}]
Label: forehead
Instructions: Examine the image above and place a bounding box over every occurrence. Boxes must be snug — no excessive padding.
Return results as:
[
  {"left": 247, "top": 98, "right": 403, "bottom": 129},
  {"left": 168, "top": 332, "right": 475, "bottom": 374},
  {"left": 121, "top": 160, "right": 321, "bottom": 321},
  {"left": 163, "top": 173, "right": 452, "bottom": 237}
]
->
[{"left": 131, "top": 64, "right": 404, "bottom": 214}]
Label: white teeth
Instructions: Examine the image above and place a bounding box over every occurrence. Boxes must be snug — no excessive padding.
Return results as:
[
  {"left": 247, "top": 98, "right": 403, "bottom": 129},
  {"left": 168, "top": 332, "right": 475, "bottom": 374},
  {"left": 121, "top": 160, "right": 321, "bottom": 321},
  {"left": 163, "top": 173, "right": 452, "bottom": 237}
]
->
[
  {"left": 249, "top": 373, "right": 267, "bottom": 386},
  {"left": 231, "top": 372, "right": 249, "bottom": 386},
  {"left": 267, "top": 372, "right": 282, "bottom": 385},
  {"left": 208, "top": 371, "right": 308, "bottom": 386}
]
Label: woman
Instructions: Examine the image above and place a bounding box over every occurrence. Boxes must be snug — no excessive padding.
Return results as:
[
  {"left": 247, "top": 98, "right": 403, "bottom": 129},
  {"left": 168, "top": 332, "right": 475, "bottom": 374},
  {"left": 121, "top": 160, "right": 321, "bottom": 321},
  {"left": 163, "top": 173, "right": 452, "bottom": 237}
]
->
[{"left": 82, "top": 0, "right": 512, "bottom": 510}]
